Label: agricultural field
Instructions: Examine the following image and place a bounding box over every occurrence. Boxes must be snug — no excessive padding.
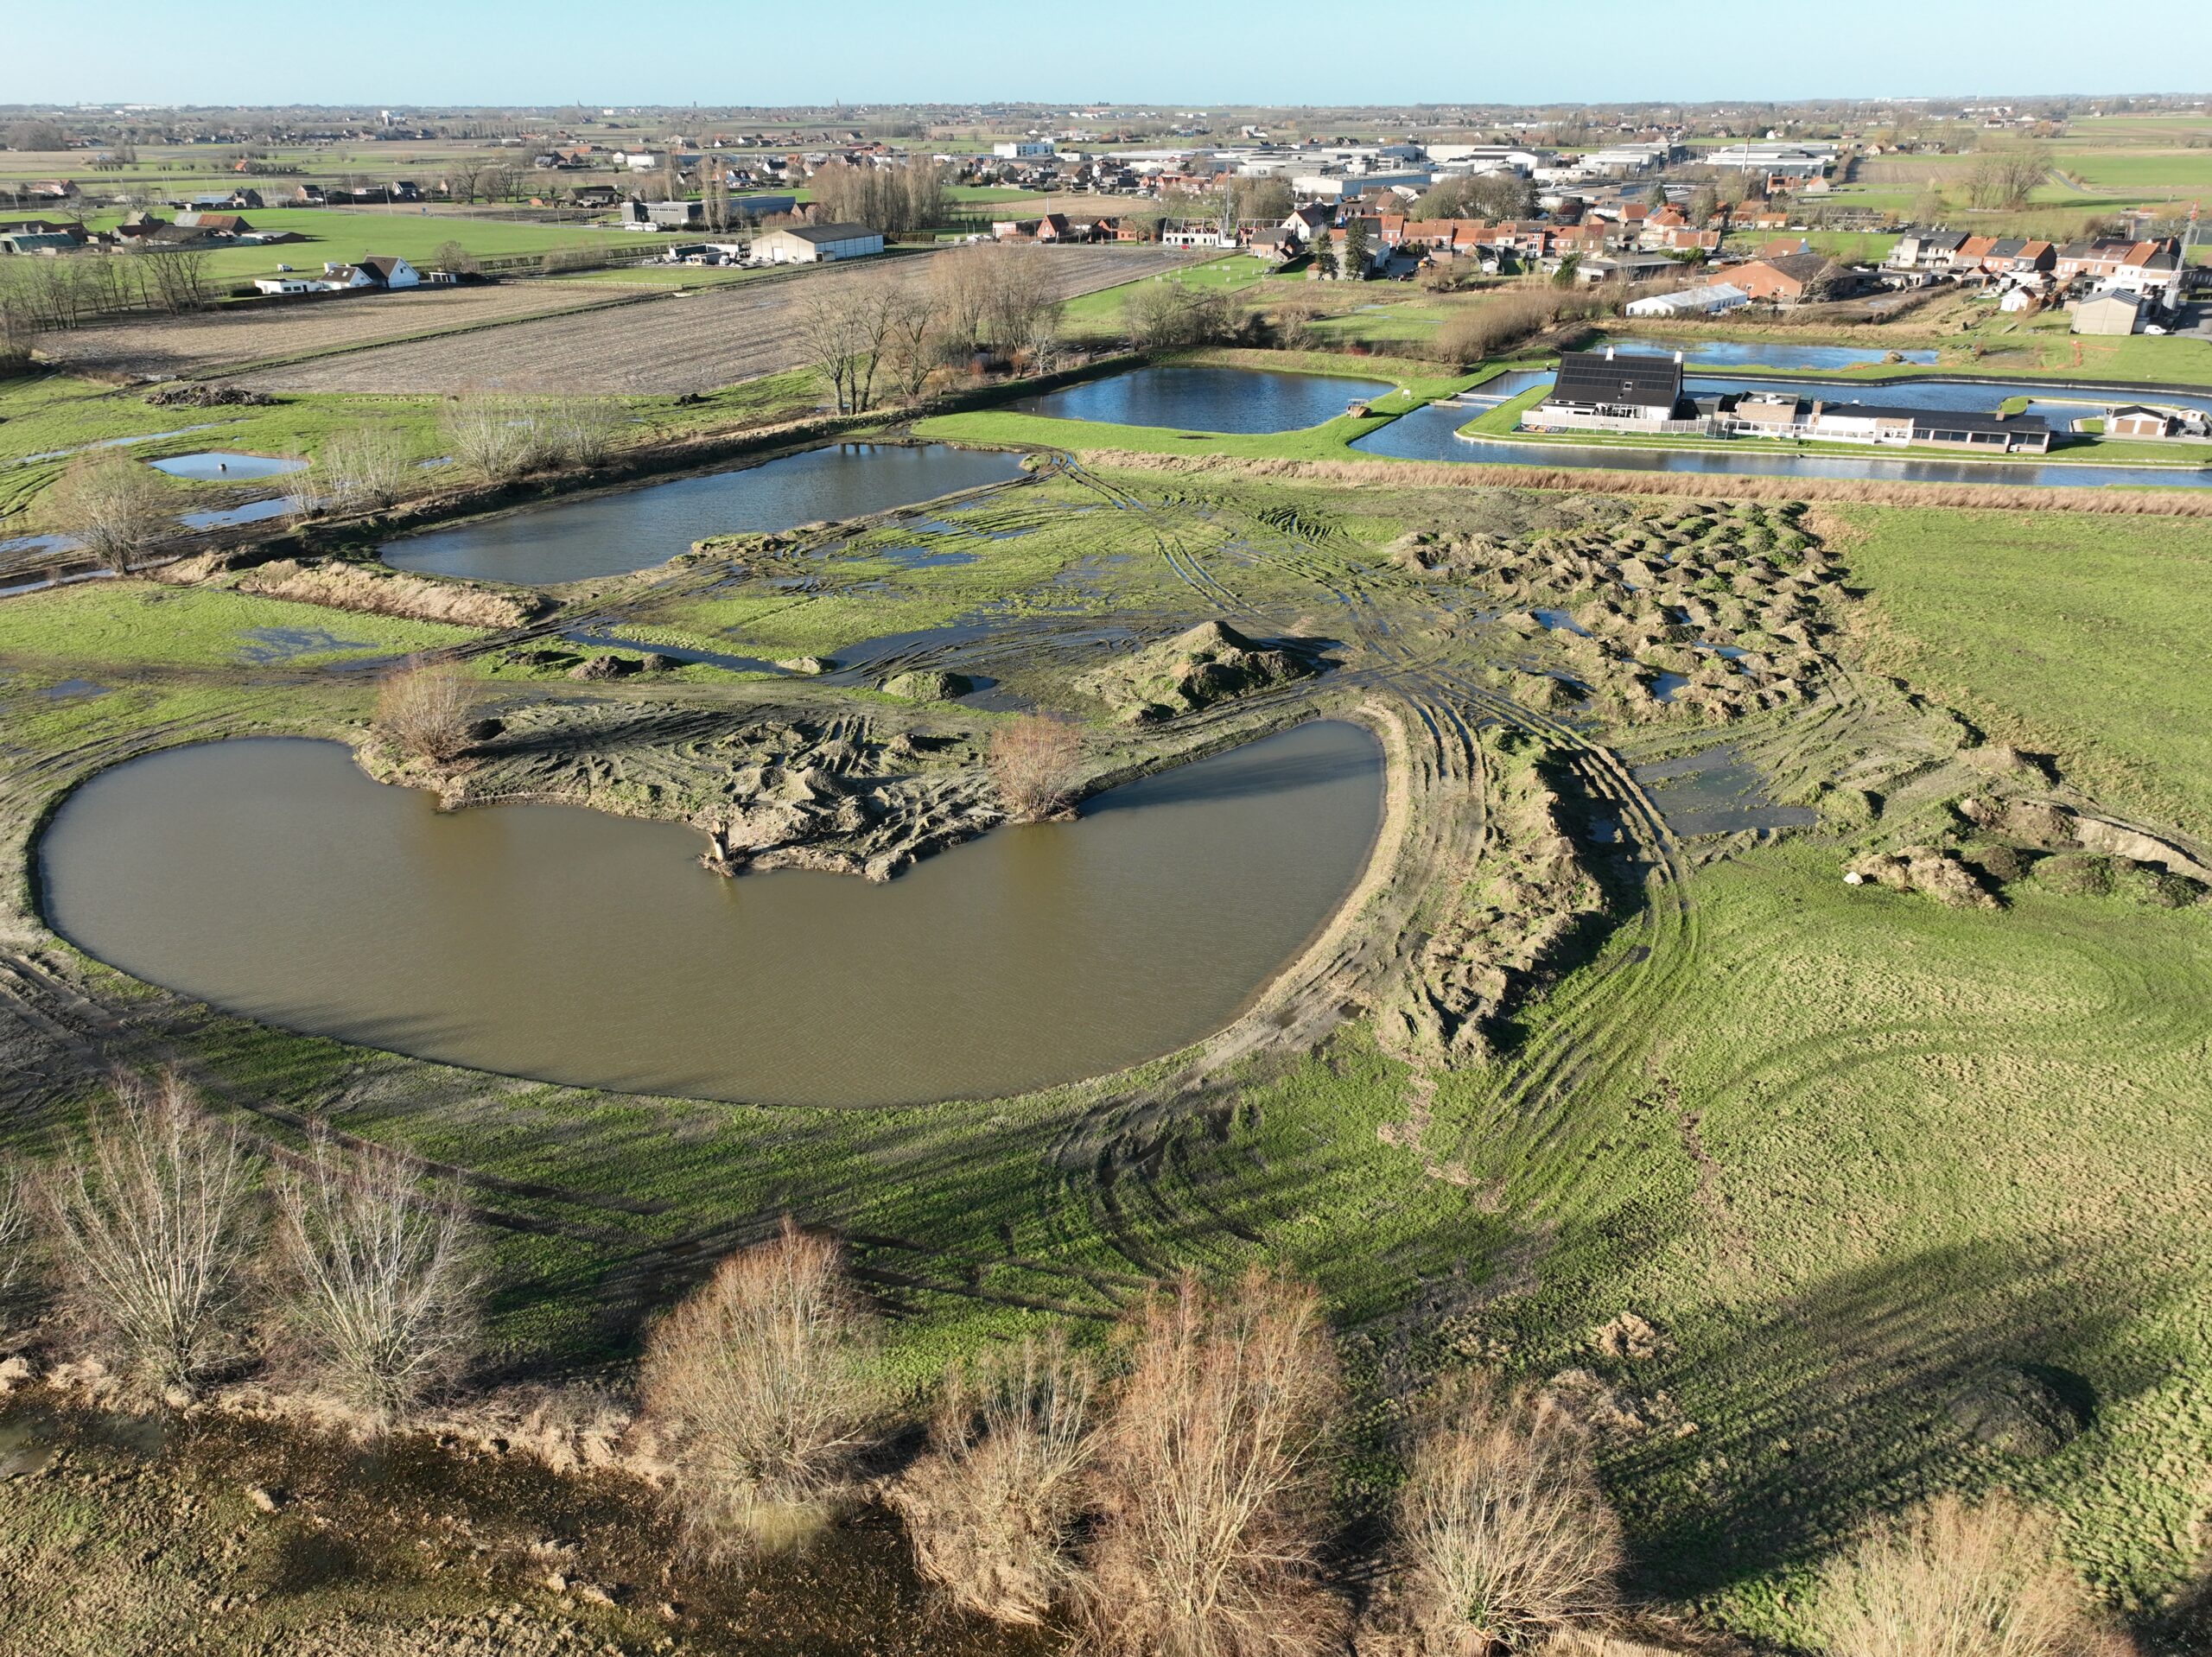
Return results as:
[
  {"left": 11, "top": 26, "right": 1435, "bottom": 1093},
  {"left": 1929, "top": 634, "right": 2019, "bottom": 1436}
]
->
[
  {"left": 3, "top": 341, "right": 2212, "bottom": 1654},
  {"left": 27, "top": 278, "right": 639, "bottom": 379},
  {"left": 227, "top": 244, "right": 1199, "bottom": 395}
]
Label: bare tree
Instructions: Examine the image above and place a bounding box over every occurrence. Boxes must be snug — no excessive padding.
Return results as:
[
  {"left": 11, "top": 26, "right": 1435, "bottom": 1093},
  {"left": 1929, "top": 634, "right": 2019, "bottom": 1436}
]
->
[
  {"left": 1966, "top": 142, "right": 2053, "bottom": 213},
  {"left": 442, "top": 391, "right": 540, "bottom": 481},
  {"left": 794, "top": 276, "right": 906, "bottom": 415},
  {"left": 1391, "top": 1374, "right": 1624, "bottom": 1652},
  {"left": 43, "top": 448, "right": 174, "bottom": 574},
  {"left": 1810, "top": 1494, "right": 2109, "bottom": 1657},
  {"left": 891, "top": 1333, "right": 1099, "bottom": 1626},
  {"left": 1089, "top": 1269, "right": 1347, "bottom": 1657},
  {"left": 41, "top": 1070, "right": 257, "bottom": 1399},
  {"left": 806, "top": 156, "right": 948, "bottom": 233},
  {"left": 982, "top": 241, "right": 1064, "bottom": 360},
  {"left": 1124, "top": 280, "right": 1232, "bottom": 350},
  {"left": 443, "top": 157, "right": 489, "bottom": 204},
  {"left": 373, "top": 657, "right": 474, "bottom": 762},
  {"left": 135, "top": 244, "right": 216, "bottom": 313},
  {"left": 927, "top": 243, "right": 997, "bottom": 359},
  {"left": 429, "top": 238, "right": 480, "bottom": 276},
  {"left": 316, "top": 427, "right": 415, "bottom": 512},
  {"left": 276, "top": 1135, "right": 480, "bottom": 1426},
  {"left": 988, "top": 714, "right": 1085, "bottom": 822},
  {"left": 640, "top": 1217, "right": 889, "bottom": 1552},
  {"left": 882, "top": 277, "right": 943, "bottom": 400}
]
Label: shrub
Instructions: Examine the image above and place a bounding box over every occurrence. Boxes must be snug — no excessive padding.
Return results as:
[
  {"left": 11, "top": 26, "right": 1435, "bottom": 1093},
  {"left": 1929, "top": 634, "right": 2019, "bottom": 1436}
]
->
[
  {"left": 277, "top": 1135, "right": 480, "bottom": 1426},
  {"left": 42, "top": 448, "right": 175, "bottom": 574},
  {"left": 1088, "top": 1268, "right": 1346, "bottom": 1657},
  {"left": 442, "top": 393, "right": 543, "bottom": 482},
  {"left": 1810, "top": 1493, "right": 2112, "bottom": 1657},
  {"left": 41, "top": 1070, "right": 257, "bottom": 1398},
  {"left": 316, "top": 427, "right": 416, "bottom": 513},
  {"left": 988, "top": 714, "right": 1085, "bottom": 822},
  {"left": 1393, "top": 1374, "right": 1624, "bottom": 1651},
  {"left": 891, "top": 1331, "right": 1099, "bottom": 1625},
  {"left": 373, "top": 657, "right": 474, "bottom": 762},
  {"left": 640, "top": 1217, "right": 889, "bottom": 1552}
]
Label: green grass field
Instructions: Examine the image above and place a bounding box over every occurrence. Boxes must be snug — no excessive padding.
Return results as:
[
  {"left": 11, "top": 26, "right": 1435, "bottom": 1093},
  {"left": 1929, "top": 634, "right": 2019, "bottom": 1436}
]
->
[
  {"left": 1828, "top": 504, "right": 2212, "bottom": 837},
  {"left": 0, "top": 582, "right": 480, "bottom": 670}
]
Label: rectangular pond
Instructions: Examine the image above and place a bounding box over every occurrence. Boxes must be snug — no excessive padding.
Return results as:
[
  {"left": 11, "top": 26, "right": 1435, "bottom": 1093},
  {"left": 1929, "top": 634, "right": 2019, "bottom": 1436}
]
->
[
  {"left": 1005, "top": 365, "right": 1396, "bottom": 434},
  {"left": 380, "top": 443, "right": 1029, "bottom": 586}
]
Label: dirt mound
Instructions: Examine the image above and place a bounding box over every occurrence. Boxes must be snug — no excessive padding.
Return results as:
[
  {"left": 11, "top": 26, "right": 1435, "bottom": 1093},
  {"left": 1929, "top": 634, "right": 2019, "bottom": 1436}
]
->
[
  {"left": 1080, "top": 619, "right": 1318, "bottom": 721},
  {"left": 881, "top": 668, "right": 972, "bottom": 702},
  {"left": 1845, "top": 846, "right": 1998, "bottom": 908},
  {"left": 1944, "top": 1364, "right": 2089, "bottom": 1458},
  {"left": 234, "top": 559, "right": 545, "bottom": 630},
  {"left": 142, "top": 382, "right": 272, "bottom": 408}
]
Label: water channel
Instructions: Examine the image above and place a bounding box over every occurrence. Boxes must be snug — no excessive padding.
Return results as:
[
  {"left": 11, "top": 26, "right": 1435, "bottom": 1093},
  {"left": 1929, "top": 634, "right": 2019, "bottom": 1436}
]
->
[
  {"left": 380, "top": 443, "right": 1029, "bottom": 586},
  {"left": 1355, "top": 401, "right": 2212, "bottom": 488},
  {"left": 40, "top": 721, "right": 1384, "bottom": 1107},
  {"left": 1007, "top": 365, "right": 1396, "bottom": 432}
]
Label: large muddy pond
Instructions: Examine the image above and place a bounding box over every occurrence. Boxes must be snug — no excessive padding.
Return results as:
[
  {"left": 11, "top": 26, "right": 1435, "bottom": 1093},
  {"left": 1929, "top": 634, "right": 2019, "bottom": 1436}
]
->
[
  {"left": 41, "top": 721, "right": 1383, "bottom": 1106},
  {"left": 1007, "top": 365, "right": 1395, "bottom": 433},
  {"left": 380, "top": 443, "right": 1027, "bottom": 586}
]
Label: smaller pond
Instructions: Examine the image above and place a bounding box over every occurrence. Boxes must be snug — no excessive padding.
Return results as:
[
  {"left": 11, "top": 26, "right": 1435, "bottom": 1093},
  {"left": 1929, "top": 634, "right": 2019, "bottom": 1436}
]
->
[
  {"left": 1006, "top": 366, "right": 1395, "bottom": 434},
  {"left": 381, "top": 443, "right": 1028, "bottom": 587},
  {"left": 1604, "top": 337, "right": 1939, "bottom": 371},
  {"left": 148, "top": 451, "right": 307, "bottom": 481},
  {"left": 181, "top": 497, "right": 296, "bottom": 531},
  {"left": 1633, "top": 745, "right": 1818, "bottom": 837}
]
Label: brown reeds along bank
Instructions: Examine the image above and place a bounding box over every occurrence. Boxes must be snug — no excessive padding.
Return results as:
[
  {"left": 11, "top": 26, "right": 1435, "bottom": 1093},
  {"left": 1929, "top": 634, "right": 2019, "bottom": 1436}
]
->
[
  {"left": 640, "top": 1217, "right": 891, "bottom": 1555},
  {"left": 1087, "top": 1269, "right": 1347, "bottom": 1657},
  {"left": 0, "top": 1163, "right": 29, "bottom": 1324},
  {"left": 235, "top": 558, "right": 543, "bottom": 628},
  {"left": 890, "top": 1331, "right": 1100, "bottom": 1628},
  {"left": 39, "top": 1070, "right": 257, "bottom": 1400},
  {"left": 1084, "top": 450, "right": 2212, "bottom": 518},
  {"left": 1808, "top": 1493, "right": 2124, "bottom": 1657},
  {"left": 372, "top": 657, "right": 476, "bottom": 763},
  {"left": 988, "top": 714, "right": 1087, "bottom": 822},
  {"left": 1389, "top": 1374, "right": 1624, "bottom": 1654}
]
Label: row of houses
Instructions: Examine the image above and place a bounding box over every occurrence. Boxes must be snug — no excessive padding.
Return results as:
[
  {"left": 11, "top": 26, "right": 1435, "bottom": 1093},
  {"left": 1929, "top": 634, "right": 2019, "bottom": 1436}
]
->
[{"left": 1886, "top": 227, "right": 2186, "bottom": 295}]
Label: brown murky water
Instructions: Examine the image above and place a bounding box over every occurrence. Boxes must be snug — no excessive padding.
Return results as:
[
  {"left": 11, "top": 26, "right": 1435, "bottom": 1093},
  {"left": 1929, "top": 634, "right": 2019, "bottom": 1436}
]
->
[{"left": 39, "top": 721, "right": 1382, "bottom": 1106}]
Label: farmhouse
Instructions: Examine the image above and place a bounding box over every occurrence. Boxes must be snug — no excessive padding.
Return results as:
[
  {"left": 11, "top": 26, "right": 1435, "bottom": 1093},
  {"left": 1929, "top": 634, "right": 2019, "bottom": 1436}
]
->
[
  {"left": 1726, "top": 251, "right": 1834, "bottom": 303},
  {"left": 749, "top": 223, "right": 884, "bottom": 263},
  {"left": 1535, "top": 347, "right": 1693, "bottom": 430}
]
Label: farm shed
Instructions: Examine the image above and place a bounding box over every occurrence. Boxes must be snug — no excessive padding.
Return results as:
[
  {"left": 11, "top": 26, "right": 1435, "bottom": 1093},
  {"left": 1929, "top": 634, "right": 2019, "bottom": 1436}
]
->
[
  {"left": 750, "top": 224, "right": 885, "bottom": 263},
  {"left": 2072, "top": 293, "right": 2142, "bottom": 335}
]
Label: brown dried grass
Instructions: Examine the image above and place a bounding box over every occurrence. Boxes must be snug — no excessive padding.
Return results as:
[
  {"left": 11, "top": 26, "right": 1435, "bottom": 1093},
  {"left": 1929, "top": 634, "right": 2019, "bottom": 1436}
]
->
[
  {"left": 639, "top": 1218, "right": 889, "bottom": 1555},
  {"left": 1087, "top": 1268, "right": 1347, "bottom": 1657},
  {"left": 1083, "top": 450, "right": 2212, "bottom": 517},
  {"left": 372, "top": 658, "right": 474, "bottom": 763},
  {"left": 988, "top": 714, "right": 1086, "bottom": 822},
  {"left": 235, "top": 559, "right": 541, "bottom": 627},
  {"left": 1809, "top": 1494, "right": 2126, "bottom": 1657},
  {"left": 1392, "top": 1374, "right": 1624, "bottom": 1654},
  {"left": 889, "top": 1330, "right": 1099, "bottom": 1626}
]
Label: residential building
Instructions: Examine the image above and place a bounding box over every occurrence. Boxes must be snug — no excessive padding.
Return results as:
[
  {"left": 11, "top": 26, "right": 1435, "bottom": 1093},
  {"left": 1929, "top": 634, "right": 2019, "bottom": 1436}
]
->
[
  {"left": 1726, "top": 251, "right": 1835, "bottom": 303},
  {"left": 2107, "top": 405, "right": 2179, "bottom": 438},
  {"left": 749, "top": 223, "right": 884, "bottom": 263},
  {"left": 1535, "top": 347, "right": 1694, "bottom": 430}
]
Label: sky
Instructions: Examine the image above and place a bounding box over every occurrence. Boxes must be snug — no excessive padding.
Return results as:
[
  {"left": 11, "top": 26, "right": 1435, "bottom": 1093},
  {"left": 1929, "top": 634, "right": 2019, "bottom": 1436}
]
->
[{"left": 13, "top": 0, "right": 2212, "bottom": 110}]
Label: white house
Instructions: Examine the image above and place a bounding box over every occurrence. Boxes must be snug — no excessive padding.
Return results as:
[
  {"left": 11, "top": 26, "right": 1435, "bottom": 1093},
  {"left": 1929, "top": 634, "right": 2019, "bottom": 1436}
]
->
[
  {"left": 749, "top": 223, "right": 885, "bottom": 263},
  {"left": 319, "top": 256, "right": 423, "bottom": 289}
]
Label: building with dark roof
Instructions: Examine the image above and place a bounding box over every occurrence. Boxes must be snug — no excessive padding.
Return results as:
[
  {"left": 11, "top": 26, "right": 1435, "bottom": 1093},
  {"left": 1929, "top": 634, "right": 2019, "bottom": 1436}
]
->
[{"left": 1539, "top": 347, "right": 1690, "bottom": 427}]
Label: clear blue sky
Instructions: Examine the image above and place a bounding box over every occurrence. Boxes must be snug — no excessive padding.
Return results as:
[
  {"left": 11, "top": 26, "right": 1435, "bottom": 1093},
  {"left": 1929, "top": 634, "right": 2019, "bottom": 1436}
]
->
[{"left": 17, "top": 0, "right": 2212, "bottom": 109}]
